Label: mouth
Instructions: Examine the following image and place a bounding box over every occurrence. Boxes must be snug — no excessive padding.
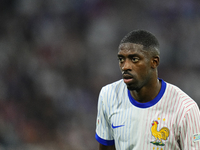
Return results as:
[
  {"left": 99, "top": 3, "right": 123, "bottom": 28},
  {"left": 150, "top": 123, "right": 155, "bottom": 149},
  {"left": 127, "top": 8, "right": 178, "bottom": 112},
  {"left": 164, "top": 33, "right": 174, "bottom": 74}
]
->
[{"left": 122, "top": 74, "right": 134, "bottom": 84}]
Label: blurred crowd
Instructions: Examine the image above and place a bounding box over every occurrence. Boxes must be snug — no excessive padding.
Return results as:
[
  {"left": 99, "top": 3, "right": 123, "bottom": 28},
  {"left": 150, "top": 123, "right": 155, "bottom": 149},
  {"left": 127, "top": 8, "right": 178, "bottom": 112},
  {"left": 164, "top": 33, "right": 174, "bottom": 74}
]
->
[{"left": 0, "top": 0, "right": 200, "bottom": 149}]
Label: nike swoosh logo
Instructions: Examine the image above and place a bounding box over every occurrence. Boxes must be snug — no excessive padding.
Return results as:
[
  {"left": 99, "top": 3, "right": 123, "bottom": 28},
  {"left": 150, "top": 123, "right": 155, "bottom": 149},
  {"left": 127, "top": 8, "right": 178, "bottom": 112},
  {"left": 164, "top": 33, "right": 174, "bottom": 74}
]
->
[{"left": 112, "top": 123, "right": 125, "bottom": 129}]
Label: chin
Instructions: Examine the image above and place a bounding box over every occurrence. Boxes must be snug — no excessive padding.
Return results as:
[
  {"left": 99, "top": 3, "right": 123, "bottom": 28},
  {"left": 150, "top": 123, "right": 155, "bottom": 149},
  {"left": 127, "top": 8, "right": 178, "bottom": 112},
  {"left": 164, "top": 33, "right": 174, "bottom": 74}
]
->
[{"left": 127, "top": 84, "right": 140, "bottom": 91}]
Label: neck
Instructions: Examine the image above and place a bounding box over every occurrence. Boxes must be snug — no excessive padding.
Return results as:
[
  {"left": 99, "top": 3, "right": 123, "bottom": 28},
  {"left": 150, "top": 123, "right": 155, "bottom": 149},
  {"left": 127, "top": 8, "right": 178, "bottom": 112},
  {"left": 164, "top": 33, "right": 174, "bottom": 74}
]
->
[{"left": 130, "top": 78, "right": 161, "bottom": 103}]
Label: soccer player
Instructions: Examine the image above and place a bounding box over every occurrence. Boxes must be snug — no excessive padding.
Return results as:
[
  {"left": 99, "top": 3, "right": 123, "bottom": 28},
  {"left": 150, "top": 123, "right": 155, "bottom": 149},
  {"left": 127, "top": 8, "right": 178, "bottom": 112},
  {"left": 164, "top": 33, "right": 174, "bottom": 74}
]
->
[{"left": 95, "top": 30, "right": 200, "bottom": 150}]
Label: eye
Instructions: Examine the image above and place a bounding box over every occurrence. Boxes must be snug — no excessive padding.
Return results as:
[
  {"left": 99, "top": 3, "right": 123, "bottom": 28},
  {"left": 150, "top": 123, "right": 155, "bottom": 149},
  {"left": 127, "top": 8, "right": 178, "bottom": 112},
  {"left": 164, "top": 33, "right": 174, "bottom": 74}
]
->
[
  {"left": 132, "top": 57, "right": 139, "bottom": 62},
  {"left": 118, "top": 57, "right": 124, "bottom": 63}
]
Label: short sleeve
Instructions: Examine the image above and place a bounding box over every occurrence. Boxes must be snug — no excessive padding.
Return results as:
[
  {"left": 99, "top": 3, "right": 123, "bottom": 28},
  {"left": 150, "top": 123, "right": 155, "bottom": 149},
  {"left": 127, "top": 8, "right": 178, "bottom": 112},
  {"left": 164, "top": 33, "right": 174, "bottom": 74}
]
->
[
  {"left": 95, "top": 87, "right": 114, "bottom": 146},
  {"left": 179, "top": 103, "right": 200, "bottom": 149}
]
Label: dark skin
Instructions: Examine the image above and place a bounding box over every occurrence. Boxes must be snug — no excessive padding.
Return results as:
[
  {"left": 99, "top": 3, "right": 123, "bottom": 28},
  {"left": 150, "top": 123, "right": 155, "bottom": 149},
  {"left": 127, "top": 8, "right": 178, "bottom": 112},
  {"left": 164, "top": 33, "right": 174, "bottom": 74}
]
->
[
  {"left": 118, "top": 43, "right": 161, "bottom": 103},
  {"left": 98, "top": 43, "right": 161, "bottom": 149}
]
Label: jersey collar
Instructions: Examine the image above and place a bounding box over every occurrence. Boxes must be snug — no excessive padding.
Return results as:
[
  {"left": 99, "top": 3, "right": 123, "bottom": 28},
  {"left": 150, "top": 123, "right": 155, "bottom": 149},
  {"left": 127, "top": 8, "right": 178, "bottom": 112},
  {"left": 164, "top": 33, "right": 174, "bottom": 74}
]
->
[{"left": 128, "top": 79, "right": 166, "bottom": 108}]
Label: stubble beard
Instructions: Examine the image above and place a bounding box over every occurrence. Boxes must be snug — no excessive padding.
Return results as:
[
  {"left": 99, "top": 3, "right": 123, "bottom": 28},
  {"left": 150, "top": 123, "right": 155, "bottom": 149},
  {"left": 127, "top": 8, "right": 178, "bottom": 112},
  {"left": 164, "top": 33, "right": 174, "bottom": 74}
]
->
[{"left": 126, "top": 82, "right": 141, "bottom": 91}]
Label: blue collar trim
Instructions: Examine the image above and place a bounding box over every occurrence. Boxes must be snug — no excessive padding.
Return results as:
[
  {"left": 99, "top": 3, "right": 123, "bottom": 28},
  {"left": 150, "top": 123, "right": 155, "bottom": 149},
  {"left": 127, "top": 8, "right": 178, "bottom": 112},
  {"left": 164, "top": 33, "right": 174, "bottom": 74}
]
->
[{"left": 128, "top": 79, "right": 166, "bottom": 108}]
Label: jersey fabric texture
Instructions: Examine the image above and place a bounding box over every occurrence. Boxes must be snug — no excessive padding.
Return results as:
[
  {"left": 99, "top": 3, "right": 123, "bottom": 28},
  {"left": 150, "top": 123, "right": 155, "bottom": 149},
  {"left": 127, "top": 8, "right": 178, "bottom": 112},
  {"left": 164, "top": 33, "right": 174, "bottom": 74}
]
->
[{"left": 95, "top": 79, "right": 200, "bottom": 150}]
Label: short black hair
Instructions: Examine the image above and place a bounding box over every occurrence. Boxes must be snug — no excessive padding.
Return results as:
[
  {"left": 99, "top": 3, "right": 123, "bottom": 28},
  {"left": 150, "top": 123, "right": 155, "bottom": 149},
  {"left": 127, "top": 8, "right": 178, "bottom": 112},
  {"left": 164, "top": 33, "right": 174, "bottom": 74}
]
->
[{"left": 120, "top": 30, "right": 160, "bottom": 55}]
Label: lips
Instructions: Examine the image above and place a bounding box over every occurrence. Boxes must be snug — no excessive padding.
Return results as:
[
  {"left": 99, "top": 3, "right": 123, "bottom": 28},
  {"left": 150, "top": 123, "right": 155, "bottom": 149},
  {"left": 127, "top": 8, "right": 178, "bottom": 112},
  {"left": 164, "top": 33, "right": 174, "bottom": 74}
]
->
[{"left": 123, "top": 74, "right": 133, "bottom": 84}]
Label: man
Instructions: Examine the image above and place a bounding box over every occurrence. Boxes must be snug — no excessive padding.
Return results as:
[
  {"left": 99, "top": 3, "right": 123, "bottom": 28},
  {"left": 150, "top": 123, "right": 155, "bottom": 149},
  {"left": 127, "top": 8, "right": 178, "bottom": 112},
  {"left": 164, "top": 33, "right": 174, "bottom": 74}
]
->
[{"left": 95, "top": 30, "right": 200, "bottom": 150}]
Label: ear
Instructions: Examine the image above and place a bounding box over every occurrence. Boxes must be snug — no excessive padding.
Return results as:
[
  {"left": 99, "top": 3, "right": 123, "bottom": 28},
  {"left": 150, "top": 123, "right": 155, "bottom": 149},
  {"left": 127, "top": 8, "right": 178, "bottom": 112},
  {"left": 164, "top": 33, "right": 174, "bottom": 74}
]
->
[{"left": 151, "top": 55, "right": 160, "bottom": 69}]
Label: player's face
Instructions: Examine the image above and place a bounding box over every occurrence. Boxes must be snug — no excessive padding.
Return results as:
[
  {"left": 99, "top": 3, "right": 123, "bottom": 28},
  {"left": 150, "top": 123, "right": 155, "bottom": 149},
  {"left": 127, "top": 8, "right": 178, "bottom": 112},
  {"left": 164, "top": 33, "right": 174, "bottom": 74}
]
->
[{"left": 118, "top": 43, "right": 154, "bottom": 91}]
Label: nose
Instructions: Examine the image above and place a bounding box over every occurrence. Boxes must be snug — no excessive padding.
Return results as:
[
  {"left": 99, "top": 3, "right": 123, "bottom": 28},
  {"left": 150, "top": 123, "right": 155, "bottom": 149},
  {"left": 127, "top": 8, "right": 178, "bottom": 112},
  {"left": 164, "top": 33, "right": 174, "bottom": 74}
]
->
[{"left": 122, "top": 60, "right": 132, "bottom": 71}]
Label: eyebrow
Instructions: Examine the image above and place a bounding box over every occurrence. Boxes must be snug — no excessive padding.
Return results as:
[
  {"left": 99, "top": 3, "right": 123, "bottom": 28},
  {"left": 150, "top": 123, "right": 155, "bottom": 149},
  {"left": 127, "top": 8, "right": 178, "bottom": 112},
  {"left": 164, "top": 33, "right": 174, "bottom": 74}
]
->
[{"left": 117, "top": 54, "right": 141, "bottom": 58}]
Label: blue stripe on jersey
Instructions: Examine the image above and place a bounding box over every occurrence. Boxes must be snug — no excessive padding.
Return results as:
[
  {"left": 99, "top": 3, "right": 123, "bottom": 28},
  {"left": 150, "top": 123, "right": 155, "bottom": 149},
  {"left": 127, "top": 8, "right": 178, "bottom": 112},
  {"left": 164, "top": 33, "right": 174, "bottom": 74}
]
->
[
  {"left": 95, "top": 133, "right": 115, "bottom": 146},
  {"left": 128, "top": 79, "right": 166, "bottom": 108}
]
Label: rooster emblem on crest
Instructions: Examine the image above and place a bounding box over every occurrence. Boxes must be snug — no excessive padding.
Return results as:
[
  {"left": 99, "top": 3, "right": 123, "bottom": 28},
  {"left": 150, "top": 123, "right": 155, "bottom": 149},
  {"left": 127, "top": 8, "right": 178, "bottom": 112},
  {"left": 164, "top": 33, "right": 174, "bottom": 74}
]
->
[{"left": 150, "top": 120, "right": 170, "bottom": 146}]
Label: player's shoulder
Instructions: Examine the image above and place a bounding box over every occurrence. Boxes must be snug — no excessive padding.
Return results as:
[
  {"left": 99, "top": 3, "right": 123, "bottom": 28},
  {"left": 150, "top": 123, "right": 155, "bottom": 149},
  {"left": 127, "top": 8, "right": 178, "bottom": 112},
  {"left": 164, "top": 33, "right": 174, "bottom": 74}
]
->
[
  {"left": 102, "top": 79, "right": 125, "bottom": 89},
  {"left": 100, "top": 79, "right": 126, "bottom": 95},
  {"left": 165, "top": 81, "right": 197, "bottom": 108},
  {"left": 99, "top": 80, "right": 127, "bottom": 108},
  {"left": 166, "top": 82, "right": 191, "bottom": 98}
]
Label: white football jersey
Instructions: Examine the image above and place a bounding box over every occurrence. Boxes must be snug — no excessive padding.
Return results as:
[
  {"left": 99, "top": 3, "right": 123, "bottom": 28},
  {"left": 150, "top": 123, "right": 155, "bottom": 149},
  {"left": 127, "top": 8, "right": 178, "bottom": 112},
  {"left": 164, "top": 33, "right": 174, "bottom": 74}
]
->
[{"left": 95, "top": 79, "right": 200, "bottom": 150}]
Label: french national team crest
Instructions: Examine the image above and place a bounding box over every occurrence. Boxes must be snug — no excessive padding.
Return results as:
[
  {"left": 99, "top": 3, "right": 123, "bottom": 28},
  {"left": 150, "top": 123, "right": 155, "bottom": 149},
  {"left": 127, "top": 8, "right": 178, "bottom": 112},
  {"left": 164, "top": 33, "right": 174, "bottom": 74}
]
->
[{"left": 150, "top": 120, "right": 170, "bottom": 146}]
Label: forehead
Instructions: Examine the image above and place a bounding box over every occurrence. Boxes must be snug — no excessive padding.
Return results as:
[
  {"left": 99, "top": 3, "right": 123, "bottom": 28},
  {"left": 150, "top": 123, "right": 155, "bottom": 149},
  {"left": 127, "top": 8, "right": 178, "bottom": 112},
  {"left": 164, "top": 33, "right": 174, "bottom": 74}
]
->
[{"left": 118, "top": 43, "right": 147, "bottom": 55}]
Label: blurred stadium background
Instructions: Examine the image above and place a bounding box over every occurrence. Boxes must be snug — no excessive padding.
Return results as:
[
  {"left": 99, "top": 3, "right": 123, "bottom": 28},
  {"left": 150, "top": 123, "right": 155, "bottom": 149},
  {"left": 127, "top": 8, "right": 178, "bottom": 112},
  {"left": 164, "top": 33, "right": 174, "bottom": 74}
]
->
[{"left": 0, "top": 0, "right": 200, "bottom": 149}]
